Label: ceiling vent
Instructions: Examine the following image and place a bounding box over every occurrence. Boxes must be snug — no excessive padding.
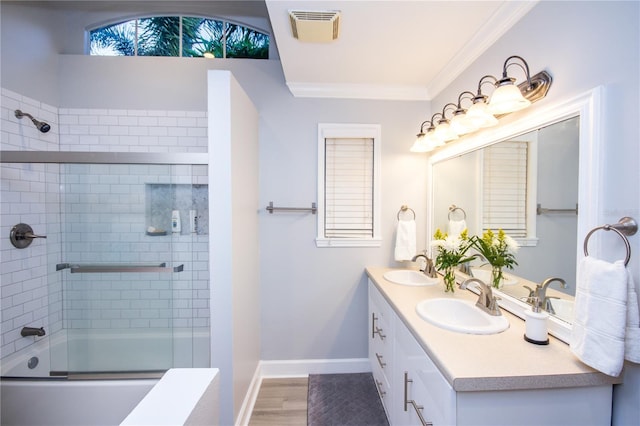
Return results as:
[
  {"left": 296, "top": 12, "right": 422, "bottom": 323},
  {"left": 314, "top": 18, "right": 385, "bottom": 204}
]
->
[{"left": 289, "top": 10, "right": 340, "bottom": 42}]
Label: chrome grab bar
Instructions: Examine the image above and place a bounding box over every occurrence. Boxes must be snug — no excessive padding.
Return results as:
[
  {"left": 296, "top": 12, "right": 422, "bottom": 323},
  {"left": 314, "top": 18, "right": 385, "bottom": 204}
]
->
[
  {"left": 56, "top": 263, "right": 184, "bottom": 273},
  {"left": 404, "top": 371, "right": 432, "bottom": 426}
]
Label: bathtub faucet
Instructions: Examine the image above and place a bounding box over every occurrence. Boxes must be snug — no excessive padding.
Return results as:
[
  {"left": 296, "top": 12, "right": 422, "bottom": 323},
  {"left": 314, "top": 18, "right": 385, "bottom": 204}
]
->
[{"left": 21, "top": 326, "right": 46, "bottom": 337}]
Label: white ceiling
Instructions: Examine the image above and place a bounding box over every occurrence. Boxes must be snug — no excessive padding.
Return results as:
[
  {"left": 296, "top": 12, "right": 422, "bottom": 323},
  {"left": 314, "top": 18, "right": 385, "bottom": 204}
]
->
[
  {"left": 36, "top": 1, "right": 538, "bottom": 101},
  {"left": 265, "top": 1, "right": 538, "bottom": 100}
]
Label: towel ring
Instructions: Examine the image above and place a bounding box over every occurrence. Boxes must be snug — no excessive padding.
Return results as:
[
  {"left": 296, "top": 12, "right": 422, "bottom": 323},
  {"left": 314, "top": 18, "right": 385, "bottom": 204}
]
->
[
  {"left": 448, "top": 205, "right": 467, "bottom": 221},
  {"left": 397, "top": 205, "right": 416, "bottom": 221},
  {"left": 583, "top": 217, "right": 637, "bottom": 266}
]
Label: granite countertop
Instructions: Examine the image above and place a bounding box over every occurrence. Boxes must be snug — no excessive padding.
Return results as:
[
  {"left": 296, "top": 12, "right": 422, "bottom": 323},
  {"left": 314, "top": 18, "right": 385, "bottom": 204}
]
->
[{"left": 366, "top": 266, "right": 621, "bottom": 392}]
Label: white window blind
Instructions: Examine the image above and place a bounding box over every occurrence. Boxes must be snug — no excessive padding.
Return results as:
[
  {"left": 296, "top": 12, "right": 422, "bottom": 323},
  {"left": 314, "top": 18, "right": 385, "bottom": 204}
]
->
[
  {"left": 324, "top": 137, "right": 374, "bottom": 238},
  {"left": 317, "top": 123, "right": 381, "bottom": 247},
  {"left": 482, "top": 141, "right": 528, "bottom": 237}
]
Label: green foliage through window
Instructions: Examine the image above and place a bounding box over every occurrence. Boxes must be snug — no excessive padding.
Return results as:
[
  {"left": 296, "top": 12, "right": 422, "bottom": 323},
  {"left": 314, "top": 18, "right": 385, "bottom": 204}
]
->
[{"left": 90, "top": 16, "right": 269, "bottom": 59}]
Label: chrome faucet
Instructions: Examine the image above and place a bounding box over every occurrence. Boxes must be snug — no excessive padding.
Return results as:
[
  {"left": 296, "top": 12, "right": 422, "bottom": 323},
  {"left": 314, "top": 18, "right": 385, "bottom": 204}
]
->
[
  {"left": 460, "top": 278, "right": 502, "bottom": 316},
  {"left": 411, "top": 252, "right": 437, "bottom": 278},
  {"left": 525, "top": 277, "right": 567, "bottom": 314}
]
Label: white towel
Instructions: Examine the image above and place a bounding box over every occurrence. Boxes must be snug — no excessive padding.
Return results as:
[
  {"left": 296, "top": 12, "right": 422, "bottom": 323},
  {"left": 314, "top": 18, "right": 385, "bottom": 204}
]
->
[
  {"left": 448, "top": 219, "right": 467, "bottom": 237},
  {"left": 394, "top": 219, "right": 416, "bottom": 262},
  {"left": 625, "top": 272, "right": 640, "bottom": 364},
  {"left": 570, "top": 257, "right": 628, "bottom": 376}
]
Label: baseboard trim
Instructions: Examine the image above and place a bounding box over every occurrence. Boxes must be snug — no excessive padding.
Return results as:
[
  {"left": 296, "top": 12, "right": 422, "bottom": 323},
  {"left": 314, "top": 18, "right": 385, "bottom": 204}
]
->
[
  {"left": 235, "top": 364, "right": 263, "bottom": 426},
  {"left": 259, "top": 357, "right": 371, "bottom": 378},
  {"left": 235, "top": 357, "right": 371, "bottom": 425}
]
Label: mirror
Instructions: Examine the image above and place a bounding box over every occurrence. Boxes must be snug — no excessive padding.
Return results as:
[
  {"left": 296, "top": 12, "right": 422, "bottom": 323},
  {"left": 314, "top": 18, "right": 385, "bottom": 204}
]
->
[
  {"left": 432, "top": 117, "right": 579, "bottom": 322},
  {"left": 427, "top": 88, "right": 603, "bottom": 342}
]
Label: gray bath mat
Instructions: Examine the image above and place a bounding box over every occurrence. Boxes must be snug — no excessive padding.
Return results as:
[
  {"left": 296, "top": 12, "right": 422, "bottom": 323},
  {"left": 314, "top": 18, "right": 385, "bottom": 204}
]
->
[{"left": 307, "top": 372, "right": 389, "bottom": 426}]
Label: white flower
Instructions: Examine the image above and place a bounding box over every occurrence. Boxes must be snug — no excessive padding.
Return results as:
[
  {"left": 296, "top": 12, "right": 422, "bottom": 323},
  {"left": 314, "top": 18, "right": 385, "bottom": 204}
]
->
[{"left": 504, "top": 234, "right": 519, "bottom": 253}]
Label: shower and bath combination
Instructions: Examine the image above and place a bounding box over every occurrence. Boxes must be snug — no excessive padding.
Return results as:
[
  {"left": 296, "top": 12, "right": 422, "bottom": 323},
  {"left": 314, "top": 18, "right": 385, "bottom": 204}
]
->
[{"left": 14, "top": 109, "right": 51, "bottom": 133}]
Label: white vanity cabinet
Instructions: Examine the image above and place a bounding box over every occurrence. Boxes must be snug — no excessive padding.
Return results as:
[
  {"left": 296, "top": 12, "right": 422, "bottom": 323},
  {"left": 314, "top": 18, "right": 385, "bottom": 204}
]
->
[
  {"left": 367, "top": 278, "right": 615, "bottom": 426},
  {"left": 368, "top": 281, "right": 395, "bottom": 419}
]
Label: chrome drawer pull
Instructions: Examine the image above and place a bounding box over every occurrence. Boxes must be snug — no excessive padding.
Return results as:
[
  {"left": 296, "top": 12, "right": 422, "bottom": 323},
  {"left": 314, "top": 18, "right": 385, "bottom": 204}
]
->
[
  {"left": 375, "top": 352, "right": 386, "bottom": 368},
  {"left": 375, "top": 379, "right": 386, "bottom": 397},
  {"left": 404, "top": 371, "right": 433, "bottom": 426}
]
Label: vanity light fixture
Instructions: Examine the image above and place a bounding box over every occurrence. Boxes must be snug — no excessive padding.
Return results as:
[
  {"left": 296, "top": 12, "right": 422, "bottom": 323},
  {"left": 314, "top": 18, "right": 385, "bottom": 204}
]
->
[
  {"left": 410, "top": 113, "right": 443, "bottom": 152},
  {"left": 410, "top": 120, "right": 432, "bottom": 152},
  {"left": 466, "top": 75, "right": 499, "bottom": 129},
  {"left": 434, "top": 103, "right": 459, "bottom": 143},
  {"left": 450, "top": 91, "right": 480, "bottom": 135},
  {"left": 488, "top": 55, "right": 533, "bottom": 114},
  {"left": 410, "top": 55, "right": 552, "bottom": 153}
]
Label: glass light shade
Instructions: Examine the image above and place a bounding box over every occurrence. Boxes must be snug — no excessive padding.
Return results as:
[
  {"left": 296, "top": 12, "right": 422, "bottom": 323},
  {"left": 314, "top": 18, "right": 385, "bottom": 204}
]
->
[
  {"left": 203, "top": 52, "right": 215, "bottom": 58},
  {"left": 489, "top": 83, "right": 531, "bottom": 114},
  {"left": 434, "top": 121, "right": 458, "bottom": 142},
  {"left": 424, "top": 131, "right": 444, "bottom": 148},
  {"left": 450, "top": 112, "right": 479, "bottom": 135},
  {"left": 466, "top": 101, "right": 498, "bottom": 128},
  {"left": 410, "top": 134, "right": 433, "bottom": 153}
]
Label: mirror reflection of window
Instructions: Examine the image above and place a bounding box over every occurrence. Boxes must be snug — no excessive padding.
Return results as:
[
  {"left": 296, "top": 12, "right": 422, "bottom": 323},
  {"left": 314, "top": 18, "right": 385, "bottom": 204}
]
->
[{"left": 482, "top": 139, "right": 531, "bottom": 239}]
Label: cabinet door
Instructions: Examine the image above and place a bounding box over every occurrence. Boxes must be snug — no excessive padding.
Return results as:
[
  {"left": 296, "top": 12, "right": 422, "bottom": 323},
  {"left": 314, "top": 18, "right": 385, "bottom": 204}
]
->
[
  {"left": 369, "top": 282, "right": 394, "bottom": 419},
  {"left": 395, "top": 320, "right": 456, "bottom": 426}
]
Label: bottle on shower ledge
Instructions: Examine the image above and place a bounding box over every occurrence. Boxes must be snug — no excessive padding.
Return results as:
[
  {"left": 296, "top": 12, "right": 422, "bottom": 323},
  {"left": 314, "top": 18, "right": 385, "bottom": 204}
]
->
[{"left": 171, "top": 210, "right": 181, "bottom": 234}]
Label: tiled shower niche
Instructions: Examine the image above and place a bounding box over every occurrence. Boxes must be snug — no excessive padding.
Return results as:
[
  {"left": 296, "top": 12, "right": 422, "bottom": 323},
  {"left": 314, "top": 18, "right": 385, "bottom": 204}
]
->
[{"left": 146, "top": 184, "right": 209, "bottom": 235}]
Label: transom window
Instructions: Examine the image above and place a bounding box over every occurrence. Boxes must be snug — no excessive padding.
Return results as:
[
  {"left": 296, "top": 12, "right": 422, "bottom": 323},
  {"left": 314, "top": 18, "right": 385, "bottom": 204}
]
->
[{"left": 89, "top": 16, "right": 269, "bottom": 59}]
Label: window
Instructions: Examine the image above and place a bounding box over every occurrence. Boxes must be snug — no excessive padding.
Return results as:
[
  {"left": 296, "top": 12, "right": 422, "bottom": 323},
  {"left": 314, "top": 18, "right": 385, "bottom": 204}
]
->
[
  {"left": 89, "top": 16, "right": 269, "bottom": 59},
  {"left": 481, "top": 136, "right": 538, "bottom": 246},
  {"left": 317, "top": 124, "right": 381, "bottom": 247}
]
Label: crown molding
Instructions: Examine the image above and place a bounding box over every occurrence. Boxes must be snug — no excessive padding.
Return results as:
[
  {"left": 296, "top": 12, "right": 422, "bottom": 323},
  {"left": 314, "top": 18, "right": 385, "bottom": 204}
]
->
[
  {"left": 426, "top": 1, "right": 539, "bottom": 99},
  {"left": 286, "top": 82, "right": 430, "bottom": 101}
]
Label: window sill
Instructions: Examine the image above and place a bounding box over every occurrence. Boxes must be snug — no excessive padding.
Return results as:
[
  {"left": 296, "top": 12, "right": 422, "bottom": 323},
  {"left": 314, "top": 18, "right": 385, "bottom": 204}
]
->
[
  {"left": 514, "top": 237, "right": 539, "bottom": 247},
  {"left": 315, "top": 238, "right": 382, "bottom": 248}
]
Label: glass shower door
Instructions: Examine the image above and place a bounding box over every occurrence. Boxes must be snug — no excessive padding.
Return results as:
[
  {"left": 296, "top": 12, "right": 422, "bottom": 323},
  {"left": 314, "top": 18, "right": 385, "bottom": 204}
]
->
[{"left": 52, "top": 162, "right": 208, "bottom": 375}]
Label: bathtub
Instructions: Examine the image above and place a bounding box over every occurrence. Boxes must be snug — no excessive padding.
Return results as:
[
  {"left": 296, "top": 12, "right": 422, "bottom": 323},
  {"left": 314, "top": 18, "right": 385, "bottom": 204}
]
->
[
  {"left": 1, "top": 377, "right": 157, "bottom": 426},
  {"left": 1, "top": 327, "right": 211, "bottom": 425}
]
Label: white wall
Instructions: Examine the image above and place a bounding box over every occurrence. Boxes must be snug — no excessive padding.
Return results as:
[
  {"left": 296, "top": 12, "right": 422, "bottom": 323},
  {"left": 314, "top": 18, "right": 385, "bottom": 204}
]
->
[
  {"left": 430, "top": 2, "right": 639, "bottom": 424},
  {"left": 208, "top": 70, "right": 261, "bottom": 425}
]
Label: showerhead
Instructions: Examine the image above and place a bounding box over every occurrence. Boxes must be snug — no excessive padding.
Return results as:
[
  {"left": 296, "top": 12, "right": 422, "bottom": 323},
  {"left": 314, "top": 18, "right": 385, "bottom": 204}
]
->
[{"left": 15, "top": 109, "right": 51, "bottom": 133}]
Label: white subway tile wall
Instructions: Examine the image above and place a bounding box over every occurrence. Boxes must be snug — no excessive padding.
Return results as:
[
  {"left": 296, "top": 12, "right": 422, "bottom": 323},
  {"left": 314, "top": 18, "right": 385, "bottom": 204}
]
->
[{"left": 1, "top": 88, "right": 209, "bottom": 362}]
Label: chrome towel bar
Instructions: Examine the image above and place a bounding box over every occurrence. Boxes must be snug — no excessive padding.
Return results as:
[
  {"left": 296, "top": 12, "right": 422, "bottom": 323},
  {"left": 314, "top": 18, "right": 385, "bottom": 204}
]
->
[
  {"left": 266, "top": 201, "right": 317, "bottom": 214},
  {"left": 56, "top": 263, "right": 184, "bottom": 273},
  {"left": 537, "top": 203, "right": 578, "bottom": 215}
]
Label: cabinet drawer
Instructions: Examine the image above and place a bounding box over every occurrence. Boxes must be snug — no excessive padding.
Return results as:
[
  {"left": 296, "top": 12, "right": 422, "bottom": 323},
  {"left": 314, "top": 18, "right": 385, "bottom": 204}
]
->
[{"left": 396, "top": 320, "right": 455, "bottom": 426}]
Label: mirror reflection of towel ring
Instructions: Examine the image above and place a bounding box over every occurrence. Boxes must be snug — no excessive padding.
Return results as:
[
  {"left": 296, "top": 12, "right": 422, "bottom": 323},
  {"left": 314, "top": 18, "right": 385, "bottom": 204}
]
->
[
  {"left": 448, "top": 205, "right": 467, "bottom": 221},
  {"left": 397, "top": 205, "right": 416, "bottom": 221}
]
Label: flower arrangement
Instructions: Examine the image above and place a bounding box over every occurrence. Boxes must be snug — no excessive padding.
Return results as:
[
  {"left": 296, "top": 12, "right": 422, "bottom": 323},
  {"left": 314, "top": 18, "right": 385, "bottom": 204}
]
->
[
  {"left": 471, "top": 229, "right": 519, "bottom": 288},
  {"left": 430, "top": 228, "right": 476, "bottom": 292}
]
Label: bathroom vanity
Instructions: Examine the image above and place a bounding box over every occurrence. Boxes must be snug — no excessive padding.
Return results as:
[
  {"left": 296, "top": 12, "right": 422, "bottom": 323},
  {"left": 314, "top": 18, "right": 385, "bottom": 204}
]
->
[{"left": 366, "top": 267, "right": 620, "bottom": 426}]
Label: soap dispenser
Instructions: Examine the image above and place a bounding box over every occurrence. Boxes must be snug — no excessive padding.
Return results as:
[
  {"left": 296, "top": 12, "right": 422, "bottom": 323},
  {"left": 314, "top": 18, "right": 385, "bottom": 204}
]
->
[
  {"left": 171, "top": 210, "right": 181, "bottom": 234},
  {"left": 523, "top": 297, "right": 549, "bottom": 345}
]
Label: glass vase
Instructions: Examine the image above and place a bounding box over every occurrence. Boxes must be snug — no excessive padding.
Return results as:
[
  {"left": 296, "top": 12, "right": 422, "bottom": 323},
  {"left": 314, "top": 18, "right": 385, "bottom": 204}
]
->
[
  {"left": 491, "top": 265, "right": 503, "bottom": 289},
  {"left": 443, "top": 266, "right": 456, "bottom": 293}
]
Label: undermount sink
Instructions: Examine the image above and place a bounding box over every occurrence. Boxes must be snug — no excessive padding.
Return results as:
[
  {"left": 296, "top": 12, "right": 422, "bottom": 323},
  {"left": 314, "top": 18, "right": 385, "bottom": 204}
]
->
[
  {"left": 415, "top": 298, "right": 510, "bottom": 335},
  {"left": 470, "top": 268, "right": 519, "bottom": 287},
  {"left": 383, "top": 270, "right": 438, "bottom": 286}
]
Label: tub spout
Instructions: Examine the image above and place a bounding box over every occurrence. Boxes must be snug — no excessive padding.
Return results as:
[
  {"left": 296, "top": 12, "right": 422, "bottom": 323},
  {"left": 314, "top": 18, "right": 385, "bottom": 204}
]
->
[{"left": 21, "top": 326, "right": 45, "bottom": 337}]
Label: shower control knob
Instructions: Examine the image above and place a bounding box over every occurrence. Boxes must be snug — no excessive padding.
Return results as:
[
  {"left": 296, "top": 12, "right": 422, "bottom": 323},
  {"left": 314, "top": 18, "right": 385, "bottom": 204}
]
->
[{"left": 10, "top": 223, "right": 47, "bottom": 249}]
